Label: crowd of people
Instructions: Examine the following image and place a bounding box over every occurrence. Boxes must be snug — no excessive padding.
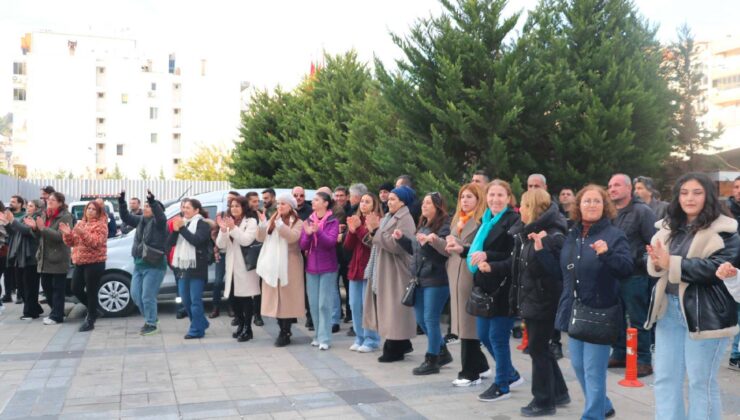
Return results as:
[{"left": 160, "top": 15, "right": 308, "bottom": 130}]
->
[{"left": 0, "top": 172, "right": 739, "bottom": 420}]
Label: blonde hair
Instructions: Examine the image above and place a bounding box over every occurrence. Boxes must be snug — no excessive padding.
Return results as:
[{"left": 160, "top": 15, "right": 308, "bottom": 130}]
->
[
  {"left": 451, "top": 183, "right": 486, "bottom": 227},
  {"left": 520, "top": 189, "right": 551, "bottom": 224},
  {"left": 486, "top": 179, "right": 517, "bottom": 208}
]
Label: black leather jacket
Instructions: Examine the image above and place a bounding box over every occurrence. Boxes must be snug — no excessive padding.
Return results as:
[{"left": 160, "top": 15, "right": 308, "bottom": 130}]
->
[{"left": 398, "top": 217, "right": 451, "bottom": 288}]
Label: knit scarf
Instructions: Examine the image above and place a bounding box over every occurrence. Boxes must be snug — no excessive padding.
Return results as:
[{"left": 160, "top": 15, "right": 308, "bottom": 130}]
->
[
  {"left": 467, "top": 207, "right": 508, "bottom": 273},
  {"left": 308, "top": 210, "right": 333, "bottom": 249},
  {"left": 45, "top": 208, "right": 60, "bottom": 227},
  {"left": 457, "top": 211, "right": 473, "bottom": 235},
  {"left": 172, "top": 214, "right": 203, "bottom": 270},
  {"left": 365, "top": 213, "right": 393, "bottom": 294}
]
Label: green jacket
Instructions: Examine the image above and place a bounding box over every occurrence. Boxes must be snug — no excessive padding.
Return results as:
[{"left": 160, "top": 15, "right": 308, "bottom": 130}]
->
[{"left": 33, "top": 209, "right": 73, "bottom": 274}]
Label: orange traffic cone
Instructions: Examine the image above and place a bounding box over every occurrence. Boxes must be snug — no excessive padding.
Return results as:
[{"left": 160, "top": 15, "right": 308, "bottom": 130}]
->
[
  {"left": 618, "top": 327, "right": 644, "bottom": 388},
  {"left": 516, "top": 324, "right": 529, "bottom": 351}
]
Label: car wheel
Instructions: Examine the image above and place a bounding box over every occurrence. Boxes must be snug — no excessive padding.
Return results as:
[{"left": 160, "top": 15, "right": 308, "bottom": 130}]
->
[{"left": 97, "top": 272, "right": 135, "bottom": 317}]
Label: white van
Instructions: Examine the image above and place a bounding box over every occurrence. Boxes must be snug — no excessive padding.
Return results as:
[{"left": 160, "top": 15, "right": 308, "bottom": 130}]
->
[{"left": 91, "top": 188, "right": 315, "bottom": 317}]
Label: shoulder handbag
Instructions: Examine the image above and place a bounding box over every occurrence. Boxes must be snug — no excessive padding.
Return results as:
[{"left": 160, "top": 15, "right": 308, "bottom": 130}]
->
[
  {"left": 241, "top": 242, "right": 262, "bottom": 271},
  {"left": 566, "top": 237, "right": 622, "bottom": 345},
  {"left": 401, "top": 278, "right": 418, "bottom": 307},
  {"left": 142, "top": 243, "right": 165, "bottom": 265},
  {"left": 465, "top": 276, "right": 507, "bottom": 318}
]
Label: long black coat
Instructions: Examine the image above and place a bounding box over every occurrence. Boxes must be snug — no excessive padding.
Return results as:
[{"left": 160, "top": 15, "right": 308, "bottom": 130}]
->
[{"left": 509, "top": 203, "right": 568, "bottom": 320}]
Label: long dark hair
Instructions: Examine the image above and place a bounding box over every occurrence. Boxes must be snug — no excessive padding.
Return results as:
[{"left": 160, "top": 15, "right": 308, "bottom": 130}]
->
[
  {"left": 666, "top": 172, "right": 727, "bottom": 238},
  {"left": 243, "top": 192, "right": 259, "bottom": 221},
  {"left": 419, "top": 192, "right": 449, "bottom": 233},
  {"left": 228, "top": 196, "right": 249, "bottom": 225},
  {"left": 314, "top": 192, "right": 334, "bottom": 213}
]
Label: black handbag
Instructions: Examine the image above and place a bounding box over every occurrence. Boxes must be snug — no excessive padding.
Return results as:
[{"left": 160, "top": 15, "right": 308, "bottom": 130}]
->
[
  {"left": 566, "top": 239, "right": 622, "bottom": 345},
  {"left": 241, "top": 242, "right": 262, "bottom": 271},
  {"left": 401, "top": 278, "right": 418, "bottom": 307},
  {"left": 142, "top": 243, "right": 165, "bottom": 265},
  {"left": 466, "top": 285, "right": 498, "bottom": 318}
]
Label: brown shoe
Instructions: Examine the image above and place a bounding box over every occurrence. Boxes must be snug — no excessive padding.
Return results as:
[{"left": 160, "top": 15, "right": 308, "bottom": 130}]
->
[
  {"left": 607, "top": 358, "right": 625, "bottom": 368},
  {"left": 209, "top": 308, "right": 220, "bottom": 319},
  {"left": 636, "top": 364, "right": 653, "bottom": 378}
]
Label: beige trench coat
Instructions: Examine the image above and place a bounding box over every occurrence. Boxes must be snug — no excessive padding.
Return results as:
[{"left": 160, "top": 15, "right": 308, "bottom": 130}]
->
[
  {"left": 446, "top": 219, "right": 480, "bottom": 339},
  {"left": 216, "top": 218, "right": 260, "bottom": 298},
  {"left": 256, "top": 218, "right": 306, "bottom": 319},
  {"left": 363, "top": 205, "right": 417, "bottom": 340}
]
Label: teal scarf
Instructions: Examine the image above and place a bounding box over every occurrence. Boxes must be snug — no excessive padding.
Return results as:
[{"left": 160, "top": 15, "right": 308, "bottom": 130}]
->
[{"left": 467, "top": 207, "right": 508, "bottom": 273}]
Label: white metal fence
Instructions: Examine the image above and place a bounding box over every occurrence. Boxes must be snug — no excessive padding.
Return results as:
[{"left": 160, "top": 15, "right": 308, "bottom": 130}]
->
[{"left": 0, "top": 176, "right": 232, "bottom": 203}]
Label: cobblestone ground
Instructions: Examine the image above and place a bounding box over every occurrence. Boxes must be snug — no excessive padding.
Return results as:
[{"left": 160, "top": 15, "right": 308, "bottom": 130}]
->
[{"left": 0, "top": 300, "right": 738, "bottom": 419}]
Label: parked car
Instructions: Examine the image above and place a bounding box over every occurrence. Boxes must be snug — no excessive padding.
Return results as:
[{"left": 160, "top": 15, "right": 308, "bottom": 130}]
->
[{"left": 85, "top": 188, "right": 315, "bottom": 317}]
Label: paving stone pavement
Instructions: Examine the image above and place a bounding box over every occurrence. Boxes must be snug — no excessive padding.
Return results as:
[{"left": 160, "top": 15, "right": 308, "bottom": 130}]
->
[{"left": 0, "top": 300, "right": 738, "bottom": 419}]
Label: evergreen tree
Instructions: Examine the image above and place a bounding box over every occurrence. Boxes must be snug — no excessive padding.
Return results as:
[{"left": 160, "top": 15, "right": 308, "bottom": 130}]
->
[
  {"left": 664, "top": 24, "right": 722, "bottom": 170},
  {"left": 140, "top": 167, "right": 149, "bottom": 180}
]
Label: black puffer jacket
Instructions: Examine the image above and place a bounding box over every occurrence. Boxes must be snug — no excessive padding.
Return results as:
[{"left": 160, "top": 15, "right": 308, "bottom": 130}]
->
[
  {"left": 398, "top": 216, "right": 451, "bottom": 288},
  {"left": 646, "top": 215, "right": 740, "bottom": 339},
  {"left": 613, "top": 197, "right": 656, "bottom": 276},
  {"left": 119, "top": 194, "right": 168, "bottom": 266},
  {"left": 471, "top": 210, "right": 519, "bottom": 317},
  {"left": 509, "top": 203, "right": 568, "bottom": 320}
]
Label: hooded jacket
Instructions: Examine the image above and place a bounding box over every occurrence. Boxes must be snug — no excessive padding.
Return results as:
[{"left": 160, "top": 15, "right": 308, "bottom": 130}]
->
[
  {"left": 509, "top": 203, "right": 568, "bottom": 320},
  {"left": 646, "top": 215, "right": 740, "bottom": 339}
]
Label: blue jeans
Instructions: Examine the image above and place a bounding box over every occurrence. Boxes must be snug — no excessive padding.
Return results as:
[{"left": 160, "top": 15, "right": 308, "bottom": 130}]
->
[
  {"left": 477, "top": 316, "right": 516, "bottom": 391},
  {"left": 332, "top": 275, "right": 342, "bottom": 325},
  {"left": 612, "top": 275, "right": 651, "bottom": 365},
  {"left": 213, "top": 253, "right": 225, "bottom": 305},
  {"left": 307, "top": 272, "right": 337, "bottom": 345},
  {"left": 414, "top": 285, "right": 449, "bottom": 355},
  {"left": 131, "top": 265, "right": 165, "bottom": 326},
  {"left": 178, "top": 278, "right": 209, "bottom": 337},
  {"left": 654, "top": 295, "right": 729, "bottom": 420},
  {"left": 349, "top": 279, "right": 379, "bottom": 348},
  {"left": 569, "top": 337, "right": 613, "bottom": 420},
  {"left": 731, "top": 303, "right": 740, "bottom": 359}
]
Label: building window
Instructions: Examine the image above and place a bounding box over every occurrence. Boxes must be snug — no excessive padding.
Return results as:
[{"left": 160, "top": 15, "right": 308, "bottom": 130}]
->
[
  {"left": 97, "top": 92, "right": 105, "bottom": 99},
  {"left": 116, "top": 144, "right": 124, "bottom": 156},
  {"left": 173, "top": 158, "right": 180, "bottom": 164},
  {"left": 13, "top": 62, "right": 27, "bottom": 75},
  {"left": 173, "top": 133, "right": 181, "bottom": 140},
  {"left": 151, "top": 82, "right": 157, "bottom": 91},
  {"left": 150, "top": 133, "right": 158, "bottom": 143},
  {"left": 173, "top": 83, "right": 181, "bottom": 90},
  {"left": 97, "top": 118, "right": 105, "bottom": 124},
  {"left": 13, "top": 88, "right": 26, "bottom": 101},
  {"left": 121, "top": 93, "right": 128, "bottom": 104},
  {"left": 173, "top": 108, "right": 181, "bottom": 115},
  {"left": 97, "top": 67, "right": 105, "bottom": 74},
  {"left": 149, "top": 107, "right": 158, "bottom": 119}
]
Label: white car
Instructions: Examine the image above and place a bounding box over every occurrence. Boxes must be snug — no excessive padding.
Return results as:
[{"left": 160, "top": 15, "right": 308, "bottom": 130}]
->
[{"left": 93, "top": 188, "right": 315, "bottom": 317}]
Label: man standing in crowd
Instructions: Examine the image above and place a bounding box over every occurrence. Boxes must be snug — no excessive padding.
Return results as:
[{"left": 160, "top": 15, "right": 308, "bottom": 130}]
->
[
  {"left": 121, "top": 197, "right": 143, "bottom": 234},
  {"left": 95, "top": 198, "right": 118, "bottom": 238},
  {"left": 40, "top": 186, "right": 55, "bottom": 208},
  {"left": 471, "top": 170, "right": 490, "bottom": 186},
  {"left": 527, "top": 173, "right": 547, "bottom": 191},
  {"left": 378, "top": 182, "right": 393, "bottom": 214},
  {"left": 558, "top": 187, "right": 576, "bottom": 228},
  {"left": 262, "top": 188, "right": 277, "bottom": 219},
  {"left": 293, "top": 186, "right": 312, "bottom": 221},
  {"left": 395, "top": 175, "right": 420, "bottom": 223},
  {"left": 348, "top": 184, "right": 366, "bottom": 217},
  {"left": 210, "top": 191, "right": 241, "bottom": 319},
  {"left": 728, "top": 175, "right": 740, "bottom": 371},
  {"left": 2, "top": 196, "right": 26, "bottom": 304},
  {"left": 607, "top": 173, "right": 656, "bottom": 377},
  {"left": 633, "top": 176, "right": 668, "bottom": 220}
]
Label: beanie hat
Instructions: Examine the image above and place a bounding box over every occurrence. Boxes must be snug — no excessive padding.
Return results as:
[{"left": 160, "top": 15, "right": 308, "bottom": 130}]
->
[
  {"left": 378, "top": 182, "right": 394, "bottom": 193},
  {"left": 277, "top": 193, "right": 297, "bottom": 210},
  {"left": 390, "top": 186, "right": 415, "bottom": 207}
]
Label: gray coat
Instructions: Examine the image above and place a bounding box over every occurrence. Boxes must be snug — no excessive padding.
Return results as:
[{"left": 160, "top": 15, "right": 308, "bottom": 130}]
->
[
  {"left": 4, "top": 213, "right": 40, "bottom": 268},
  {"left": 33, "top": 210, "right": 73, "bottom": 274}
]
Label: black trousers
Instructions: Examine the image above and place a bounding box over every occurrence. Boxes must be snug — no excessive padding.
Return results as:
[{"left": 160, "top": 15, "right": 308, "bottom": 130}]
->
[
  {"left": 41, "top": 273, "right": 67, "bottom": 323},
  {"left": 229, "top": 289, "right": 254, "bottom": 326},
  {"left": 22, "top": 267, "right": 42, "bottom": 317},
  {"left": 253, "top": 278, "right": 262, "bottom": 318},
  {"left": 382, "top": 339, "right": 413, "bottom": 357},
  {"left": 71, "top": 262, "right": 106, "bottom": 319},
  {"left": 459, "top": 339, "right": 490, "bottom": 380},
  {"left": 551, "top": 329, "right": 561, "bottom": 344},
  {"left": 526, "top": 317, "right": 568, "bottom": 407},
  {"left": 4, "top": 259, "right": 21, "bottom": 299},
  {"left": 0, "top": 256, "right": 6, "bottom": 297}
]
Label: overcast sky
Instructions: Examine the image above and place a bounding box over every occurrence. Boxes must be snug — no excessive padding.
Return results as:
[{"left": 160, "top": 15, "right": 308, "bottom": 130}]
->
[{"left": 1, "top": 0, "right": 738, "bottom": 99}]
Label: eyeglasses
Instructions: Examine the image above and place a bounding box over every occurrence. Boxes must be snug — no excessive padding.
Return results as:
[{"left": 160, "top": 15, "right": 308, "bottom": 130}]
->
[
  {"left": 293, "top": 194, "right": 304, "bottom": 198},
  {"left": 582, "top": 199, "right": 603, "bottom": 206}
]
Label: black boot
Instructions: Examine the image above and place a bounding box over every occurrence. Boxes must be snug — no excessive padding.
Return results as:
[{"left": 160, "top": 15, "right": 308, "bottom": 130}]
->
[
  {"left": 79, "top": 316, "right": 95, "bottom": 332},
  {"left": 237, "top": 325, "right": 253, "bottom": 342},
  {"left": 275, "top": 320, "right": 292, "bottom": 347},
  {"left": 413, "top": 353, "right": 440, "bottom": 375},
  {"left": 254, "top": 314, "right": 264, "bottom": 327},
  {"left": 232, "top": 320, "right": 245, "bottom": 339},
  {"left": 438, "top": 344, "right": 453, "bottom": 366}
]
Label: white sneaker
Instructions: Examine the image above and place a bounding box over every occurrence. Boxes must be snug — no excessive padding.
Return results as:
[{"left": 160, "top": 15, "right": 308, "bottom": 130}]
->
[
  {"left": 479, "top": 369, "right": 493, "bottom": 379},
  {"left": 349, "top": 343, "right": 361, "bottom": 351},
  {"left": 43, "top": 317, "right": 58, "bottom": 325},
  {"left": 509, "top": 376, "right": 525, "bottom": 389},
  {"left": 357, "top": 345, "right": 377, "bottom": 353},
  {"left": 311, "top": 340, "right": 319, "bottom": 347},
  {"left": 452, "top": 378, "right": 482, "bottom": 387},
  {"left": 319, "top": 343, "right": 330, "bottom": 351}
]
